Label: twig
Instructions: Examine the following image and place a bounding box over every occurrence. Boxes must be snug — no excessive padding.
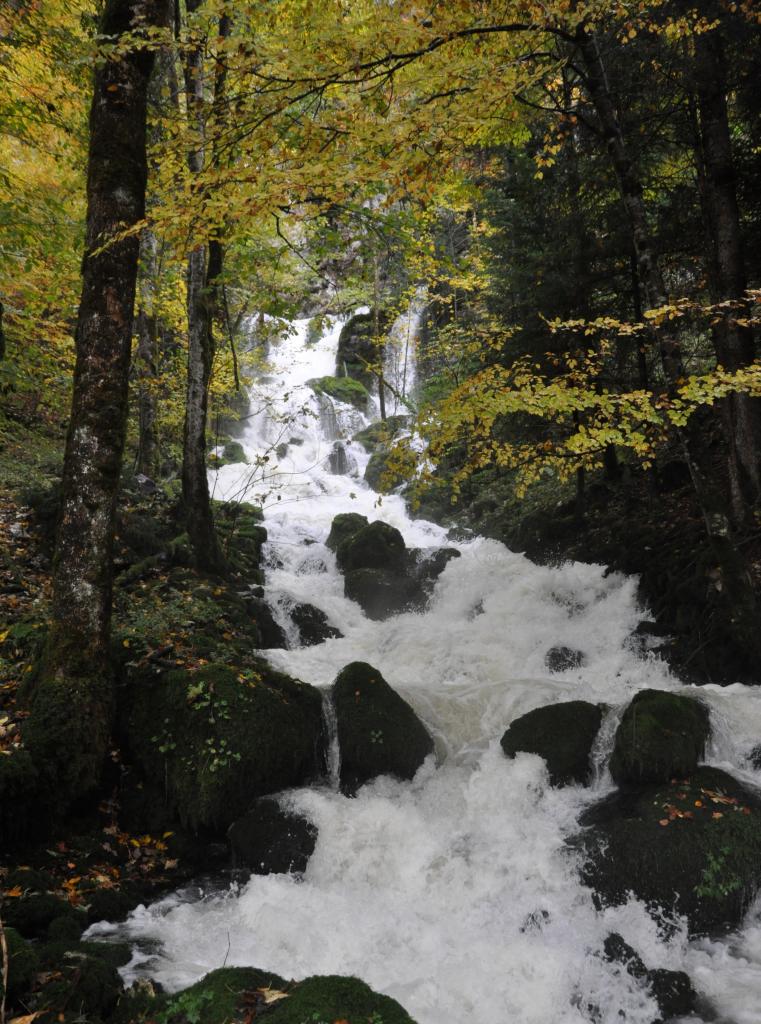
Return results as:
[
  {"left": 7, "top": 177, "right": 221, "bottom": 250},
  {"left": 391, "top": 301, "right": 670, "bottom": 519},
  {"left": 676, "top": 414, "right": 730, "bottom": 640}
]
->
[{"left": 1, "top": 904, "right": 8, "bottom": 1024}]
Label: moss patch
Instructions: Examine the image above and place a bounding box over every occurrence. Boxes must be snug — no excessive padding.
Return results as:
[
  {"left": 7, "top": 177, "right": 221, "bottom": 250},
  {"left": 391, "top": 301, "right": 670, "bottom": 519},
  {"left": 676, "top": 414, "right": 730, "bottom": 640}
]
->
[
  {"left": 501, "top": 700, "right": 603, "bottom": 786},
  {"left": 307, "top": 375, "right": 370, "bottom": 411}
]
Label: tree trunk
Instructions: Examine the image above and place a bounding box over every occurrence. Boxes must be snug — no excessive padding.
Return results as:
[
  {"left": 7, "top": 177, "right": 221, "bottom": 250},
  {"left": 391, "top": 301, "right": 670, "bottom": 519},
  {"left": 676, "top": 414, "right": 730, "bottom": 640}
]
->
[
  {"left": 28, "top": 0, "right": 168, "bottom": 803},
  {"left": 180, "top": 1, "right": 226, "bottom": 572},
  {"left": 694, "top": 23, "right": 761, "bottom": 519},
  {"left": 136, "top": 229, "right": 160, "bottom": 478}
]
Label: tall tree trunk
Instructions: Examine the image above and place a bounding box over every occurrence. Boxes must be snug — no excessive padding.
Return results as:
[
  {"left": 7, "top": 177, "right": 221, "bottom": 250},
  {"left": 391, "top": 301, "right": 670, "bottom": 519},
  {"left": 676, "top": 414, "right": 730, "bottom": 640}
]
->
[
  {"left": 136, "top": 229, "right": 160, "bottom": 479},
  {"left": 28, "top": 0, "right": 168, "bottom": 803},
  {"left": 181, "top": 0, "right": 226, "bottom": 572},
  {"left": 694, "top": 23, "right": 761, "bottom": 520}
]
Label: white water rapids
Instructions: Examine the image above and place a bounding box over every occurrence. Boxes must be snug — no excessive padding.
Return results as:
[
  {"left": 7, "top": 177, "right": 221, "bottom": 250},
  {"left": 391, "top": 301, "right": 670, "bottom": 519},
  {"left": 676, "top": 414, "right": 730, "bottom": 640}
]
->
[{"left": 93, "top": 312, "right": 761, "bottom": 1023}]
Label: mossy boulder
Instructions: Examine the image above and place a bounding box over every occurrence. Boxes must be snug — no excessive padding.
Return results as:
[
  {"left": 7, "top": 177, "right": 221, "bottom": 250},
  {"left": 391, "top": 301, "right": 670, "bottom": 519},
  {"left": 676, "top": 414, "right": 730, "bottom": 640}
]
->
[
  {"left": 307, "top": 375, "right": 370, "bottom": 411},
  {"left": 353, "top": 415, "right": 409, "bottom": 453},
  {"left": 0, "top": 748, "right": 40, "bottom": 846},
  {"left": 336, "top": 520, "right": 407, "bottom": 574},
  {"left": 122, "top": 661, "right": 324, "bottom": 832},
  {"left": 575, "top": 766, "right": 761, "bottom": 934},
  {"left": 264, "top": 975, "right": 416, "bottom": 1024},
  {"left": 2, "top": 927, "right": 39, "bottom": 1004},
  {"left": 208, "top": 440, "right": 248, "bottom": 468},
  {"left": 148, "top": 967, "right": 415, "bottom": 1024},
  {"left": 34, "top": 945, "right": 123, "bottom": 1022},
  {"left": 228, "top": 797, "right": 317, "bottom": 874},
  {"left": 545, "top": 646, "right": 585, "bottom": 673},
  {"left": 609, "top": 689, "right": 710, "bottom": 786},
  {"left": 332, "top": 662, "right": 434, "bottom": 794},
  {"left": 336, "top": 309, "right": 387, "bottom": 389},
  {"left": 3, "top": 892, "right": 87, "bottom": 939},
  {"left": 364, "top": 445, "right": 407, "bottom": 493},
  {"left": 343, "top": 567, "right": 421, "bottom": 620},
  {"left": 501, "top": 701, "right": 603, "bottom": 787},
  {"left": 326, "top": 512, "right": 369, "bottom": 552}
]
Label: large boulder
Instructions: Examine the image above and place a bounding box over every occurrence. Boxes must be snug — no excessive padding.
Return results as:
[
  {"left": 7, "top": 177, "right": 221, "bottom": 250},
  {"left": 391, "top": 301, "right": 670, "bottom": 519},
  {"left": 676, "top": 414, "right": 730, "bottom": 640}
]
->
[
  {"left": 545, "top": 646, "right": 585, "bottom": 673},
  {"left": 500, "top": 701, "right": 603, "bottom": 786},
  {"left": 574, "top": 766, "right": 761, "bottom": 934},
  {"left": 353, "top": 415, "right": 409, "bottom": 453},
  {"left": 122, "top": 662, "right": 324, "bottom": 832},
  {"left": 364, "top": 445, "right": 407, "bottom": 493},
  {"left": 148, "top": 967, "right": 415, "bottom": 1024},
  {"left": 336, "top": 309, "right": 389, "bottom": 389},
  {"left": 2, "top": 927, "right": 39, "bottom": 1004},
  {"left": 326, "top": 512, "right": 369, "bottom": 553},
  {"left": 228, "top": 798, "right": 317, "bottom": 874},
  {"left": 332, "top": 662, "right": 434, "bottom": 794},
  {"left": 336, "top": 520, "right": 407, "bottom": 573},
  {"left": 343, "top": 567, "right": 421, "bottom": 620},
  {"left": 609, "top": 689, "right": 710, "bottom": 786}
]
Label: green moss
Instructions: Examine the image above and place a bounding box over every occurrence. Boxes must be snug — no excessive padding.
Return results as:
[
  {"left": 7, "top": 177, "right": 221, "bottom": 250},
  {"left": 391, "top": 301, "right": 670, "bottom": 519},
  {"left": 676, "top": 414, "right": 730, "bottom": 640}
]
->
[
  {"left": 353, "top": 416, "right": 409, "bottom": 453},
  {"left": 208, "top": 441, "right": 248, "bottom": 468},
  {"left": 124, "top": 661, "right": 324, "bottom": 831},
  {"left": 364, "top": 446, "right": 407, "bottom": 494},
  {"left": 1, "top": 927, "right": 39, "bottom": 1004},
  {"left": 326, "top": 513, "right": 369, "bottom": 553},
  {"left": 307, "top": 375, "right": 370, "bottom": 411},
  {"left": 0, "top": 749, "right": 40, "bottom": 845},
  {"left": 155, "top": 967, "right": 287, "bottom": 1024},
  {"left": 265, "top": 975, "right": 416, "bottom": 1024},
  {"left": 609, "top": 689, "right": 710, "bottom": 785},
  {"left": 336, "top": 521, "right": 407, "bottom": 574}
]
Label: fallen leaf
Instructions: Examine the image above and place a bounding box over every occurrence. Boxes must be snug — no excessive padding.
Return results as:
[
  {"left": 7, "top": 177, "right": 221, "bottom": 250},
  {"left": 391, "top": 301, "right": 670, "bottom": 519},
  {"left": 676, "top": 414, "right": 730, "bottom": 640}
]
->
[
  {"left": 712, "top": 812, "right": 723, "bottom": 819},
  {"left": 694, "top": 800, "right": 703, "bottom": 807},
  {"left": 10, "top": 1013, "right": 42, "bottom": 1024},
  {"left": 659, "top": 819, "right": 669, "bottom": 826},
  {"left": 257, "top": 987, "right": 289, "bottom": 1005}
]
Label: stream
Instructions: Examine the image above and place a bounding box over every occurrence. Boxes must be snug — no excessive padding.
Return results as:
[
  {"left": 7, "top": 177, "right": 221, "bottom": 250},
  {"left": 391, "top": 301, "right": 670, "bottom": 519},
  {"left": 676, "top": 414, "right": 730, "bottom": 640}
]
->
[{"left": 91, "top": 311, "right": 761, "bottom": 1023}]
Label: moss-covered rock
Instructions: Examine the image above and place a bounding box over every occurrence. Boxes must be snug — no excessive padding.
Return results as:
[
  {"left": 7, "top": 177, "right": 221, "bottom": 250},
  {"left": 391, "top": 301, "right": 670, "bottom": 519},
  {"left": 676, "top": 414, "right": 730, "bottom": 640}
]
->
[
  {"left": 544, "top": 646, "right": 585, "bottom": 673},
  {"left": 264, "top": 974, "right": 416, "bottom": 1024},
  {"left": 208, "top": 440, "right": 248, "bottom": 468},
  {"left": 336, "top": 309, "right": 386, "bottom": 390},
  {"left": 364, "top": 445, "right": 407, "bottom": 493},
  {"left": 34, "top": 945, "right": 123, "bottom": 1022},
  {"left": 609, "top": 689, "right": 710, "bottom": 786},
  {"left": 122, "top": 661, "right": 324, "bottom": 832},
  {"left": 332, "top": 662, "right": 434, "bottom": 794},
  {"left": 336, "top": 520, "right": 407, "bottom": 574},
  {"left": 144, "top": 967, "right": 416, "bottom": 1024},
  {"left": 353, "top": 415, "right": 410, "bottom": 453},
  {"left": 228, "top": 797, "right": 317, "bottom": 874},
  {"left": 575, "top": 766, "right": 761, "bottom": 934},
  {"left": 500, "top": 701, "right": 603, "bottom": 787},
  {"left": 3, "top": 891, "right": 87, "bottom": 939},
  {"left": 326, "top": 512, "right": 369, "bottom": 553},
  {"left": 307, "top": 375, "right": 370, "bottom": 411},
  {"left": 2, "top": 927, "right": 39, "bottom": 1004},
  {"left": 0, "top": 748, "right": 40, "bottom": 846}
]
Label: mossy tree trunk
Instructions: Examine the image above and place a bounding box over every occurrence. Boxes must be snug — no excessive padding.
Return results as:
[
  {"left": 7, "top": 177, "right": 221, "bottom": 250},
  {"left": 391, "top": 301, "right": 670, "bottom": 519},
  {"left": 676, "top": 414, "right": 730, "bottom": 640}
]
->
[{"left": 29, "top": 0, "right": 169, "bottom": 804}]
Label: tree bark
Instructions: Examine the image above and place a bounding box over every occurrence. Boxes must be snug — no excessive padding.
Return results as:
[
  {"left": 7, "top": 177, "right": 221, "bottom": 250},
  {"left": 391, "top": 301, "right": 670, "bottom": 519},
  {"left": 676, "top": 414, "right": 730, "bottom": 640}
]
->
[
  {"left": 28, "top": 0, "right": 168, "bottom": 802},
  {"left": 694, "top": 23, "right": 761, "bottom": 519},
  {"left": 136, "top": 229, "right": 160, "bottom": 478}
]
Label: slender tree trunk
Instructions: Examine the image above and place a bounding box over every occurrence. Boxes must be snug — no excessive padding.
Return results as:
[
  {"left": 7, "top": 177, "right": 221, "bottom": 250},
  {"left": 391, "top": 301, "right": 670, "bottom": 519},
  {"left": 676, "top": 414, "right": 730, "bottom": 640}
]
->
[
  {"left": 28, "top": 0, "right": 168, "bottom": 802},
  {"left": 136, "top": 229, "right": 160, "bottom": 478},
  {"left": 180, "top": 0, "right": 226, "bottom": 572},
  {"left": 694, "top": 24, "right": 761, "bottom": 519}
]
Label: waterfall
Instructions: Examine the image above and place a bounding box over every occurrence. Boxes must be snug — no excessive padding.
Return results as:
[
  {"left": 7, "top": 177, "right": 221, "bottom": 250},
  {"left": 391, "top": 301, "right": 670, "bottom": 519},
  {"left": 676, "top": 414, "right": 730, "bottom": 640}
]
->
[
  {"left": 320, "top": 690, "right": 341, "bottom": 791},
  {"left": 90, "top": 309, "right": 761, "bottom": 1024}
]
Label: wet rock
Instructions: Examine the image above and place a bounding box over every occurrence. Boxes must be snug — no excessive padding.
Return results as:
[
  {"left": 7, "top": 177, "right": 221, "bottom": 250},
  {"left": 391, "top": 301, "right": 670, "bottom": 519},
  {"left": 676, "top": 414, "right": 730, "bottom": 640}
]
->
[
  {"left": 410, "top": 547, "right": 461, "bottom": 595},
  {"left": 626, "top": 620, "right": 672, "bottom": 657},
  {"left": 3, "top": 892, "right": 86, "bottom": 939},
  {"left": 123, "top": 662, "right": 324, "bottom": 832},
  {"left": 353, "top": 415, "right": 409, "bottom": 453},
  {"left": 364, "top": 445, "right": 406, "bottom": 493},
  {"left": 609, "top": 689, "right": 710, "bottom": 786},
  {"left": 228, "top": 798, "right": 317, "bottom": 874},
  {"left": 328, "top": 441, "right": 356, "bottom": 476},
  {"left": 575, "top": 766, "right": 761, "bottom": 935},
  {"left": 544, "top": 646, "right": 585, "bottom": 673},
  {"left": 275, "top": 442, "right": 289, "bottom": 459},
  {"left": 500, "top": 701, "right": 603, "bottom": 786},
  {"left": 344, "top": 567, "right": 421, "bottom": 620},
  {"left": 603, "top": 934, "right": 696, "bottom": 1022},
  {"left": 332, "top": 662, "right": 434, "bottom": 795},
  {"left": 249, "top": 597, "right": 288, "bottom": 649},
  {"left": 36, "top": 947, "right": 123, "bottom": 1021},
  {"left": 336, "top": 520, "right": 407, "bottom": 574},
  {"left": 326, "top": 512, "right": 369, "bottom": 553},
  {"left": 290, "top": 602, "right": 342, "bottom": 645},
  {"left": 264, "top": 974, "right": 416, "bottom": 1024}
]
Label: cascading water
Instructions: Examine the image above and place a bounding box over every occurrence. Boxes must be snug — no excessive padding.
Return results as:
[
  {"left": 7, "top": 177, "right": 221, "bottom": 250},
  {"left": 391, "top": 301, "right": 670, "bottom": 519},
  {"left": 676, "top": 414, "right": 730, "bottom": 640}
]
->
[{"left": 92, "top": 310, "right": 761, "bottom": 1023}]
